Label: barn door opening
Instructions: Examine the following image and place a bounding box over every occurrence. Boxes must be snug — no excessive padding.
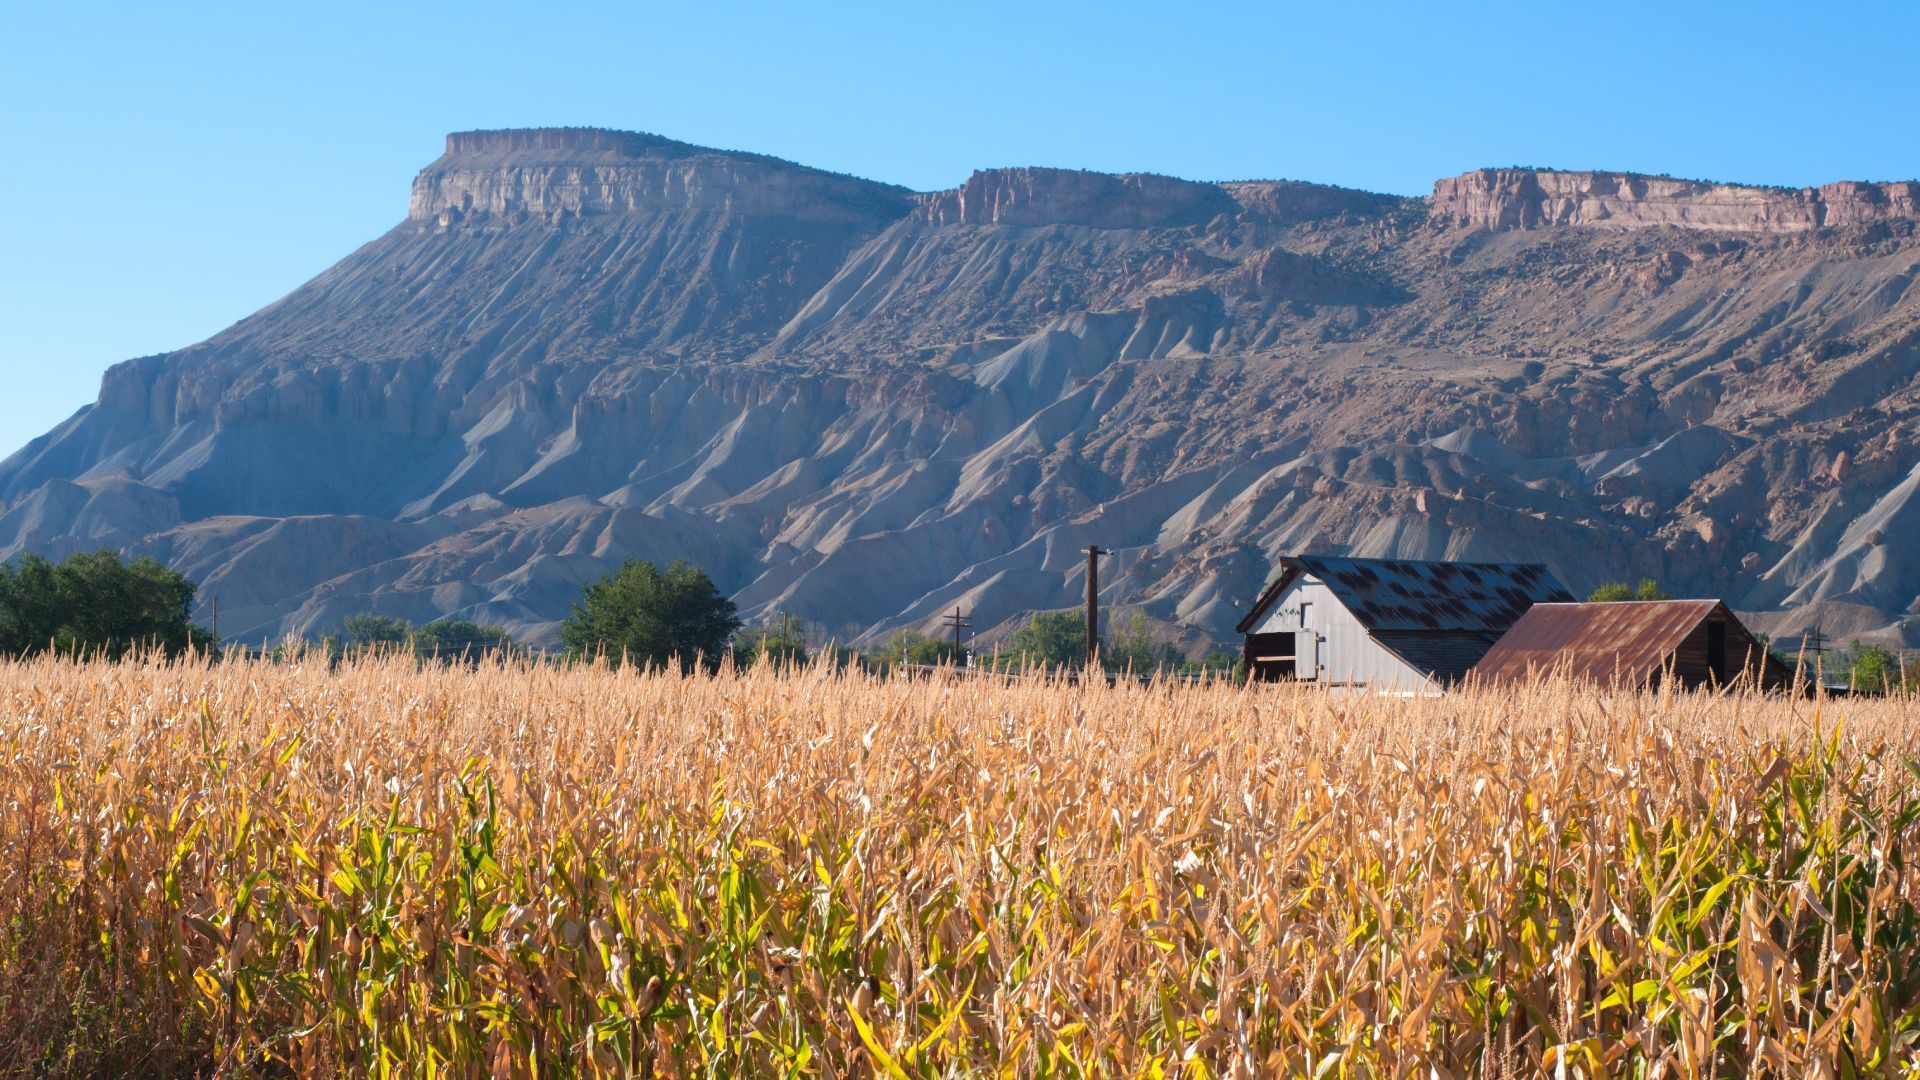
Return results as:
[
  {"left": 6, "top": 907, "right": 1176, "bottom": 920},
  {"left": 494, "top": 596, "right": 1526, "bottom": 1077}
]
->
[
  {"left": 1243, "top": 632, "right": 1296, "bottom": 681},
  {"left": 1706, "top": 619, "right": 1728, "bottom": 681}
]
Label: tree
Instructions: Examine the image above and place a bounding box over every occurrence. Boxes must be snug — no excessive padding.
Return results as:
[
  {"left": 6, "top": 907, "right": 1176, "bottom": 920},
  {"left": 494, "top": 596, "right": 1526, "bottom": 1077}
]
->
[
  {"left": 998, "top": 610, "right": 1086, "bottom": 670},
  {"left": 1102, "top": 608, "right": 1184, "bottom": 674},
  {"left": 1843, "top": 642, "right": 1908, "bottom": 694},
  {"left": 1587, "top": 579, "right": 1672, "bottom": 602},
  {"left": 559, "top": 559, "right": 741, "bottom": 671},
  {"left": 741, "top": 617, "right": 810, "bottom": 668},
  {"left": 411, "top": 619, "right": 513, "bottom": 659},
  {"left": 333, "top": 613, "right": 515, "bottom": 664},
  {"left": 864, "top": 630, "right": 956, "bottom": 672},
  {"left": 343, "top": 613, "right": 413, "bottom": 651},
  {"left": 0, "top": 550, "right": 214, "bottom": 659},
  {"left": 1180, "top": 650, "right": 1241, "bottom": 678}
]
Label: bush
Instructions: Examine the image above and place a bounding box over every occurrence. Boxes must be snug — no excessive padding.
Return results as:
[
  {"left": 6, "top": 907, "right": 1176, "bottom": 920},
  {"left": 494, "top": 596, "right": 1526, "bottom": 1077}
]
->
[
  {"left": 0, "top": 550, "right": 213, "bottom": 659},
  {"left": 559, "top": 559, "right": 741, "bottom": 672}
]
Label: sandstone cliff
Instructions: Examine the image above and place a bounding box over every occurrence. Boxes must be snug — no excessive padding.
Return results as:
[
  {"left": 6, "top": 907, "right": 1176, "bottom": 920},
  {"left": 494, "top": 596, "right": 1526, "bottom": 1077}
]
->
[
  {"left": 5, "top": 129, "right": 1919, "bottom": 649},
  {"left": 1433, "top": 168, "right": 1920, "bottom": 232}
]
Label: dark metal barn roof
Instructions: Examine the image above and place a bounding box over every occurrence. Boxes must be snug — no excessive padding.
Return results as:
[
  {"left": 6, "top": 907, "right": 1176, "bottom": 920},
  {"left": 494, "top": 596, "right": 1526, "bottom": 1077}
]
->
[{"left": 1237, "top": 555, "right": 1574, "bottom": 635}]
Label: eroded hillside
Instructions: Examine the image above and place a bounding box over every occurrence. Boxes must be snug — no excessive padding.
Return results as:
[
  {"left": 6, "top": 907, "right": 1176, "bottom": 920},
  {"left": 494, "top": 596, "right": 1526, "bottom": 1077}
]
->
[{"left": 5, "top": 128, "right": 1917, "bottom": 647}]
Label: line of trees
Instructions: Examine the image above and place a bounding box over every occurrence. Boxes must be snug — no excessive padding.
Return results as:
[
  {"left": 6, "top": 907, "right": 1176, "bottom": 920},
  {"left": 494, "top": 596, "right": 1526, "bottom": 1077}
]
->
[
  {"left": 0, "top": 551, "right": 213, "bottom": 658},
  {"left": 335, "top": 614, "right": 516, "bottom": 661},
  {"left": 972, "top": 608, "right": 1237, "bottom": 676},
  {"left": 6, "top": 551, "right": 1905, "bottom": 694}
]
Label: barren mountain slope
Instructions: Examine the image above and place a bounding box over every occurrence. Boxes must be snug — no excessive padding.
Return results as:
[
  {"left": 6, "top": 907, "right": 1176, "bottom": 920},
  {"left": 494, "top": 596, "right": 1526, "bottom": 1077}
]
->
[{"left": 4, "top": 129, "right": 1918, "bottom": 647}]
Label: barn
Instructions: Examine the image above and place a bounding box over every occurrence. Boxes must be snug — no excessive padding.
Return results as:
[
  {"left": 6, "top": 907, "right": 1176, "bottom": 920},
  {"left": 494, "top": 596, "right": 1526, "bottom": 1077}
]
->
[
  {"left": 1470, "top": 600, "right": 1794, "bottom": 690},
  {"left": 1236, "top": 556, "right": 1575, "bottom": 692}
]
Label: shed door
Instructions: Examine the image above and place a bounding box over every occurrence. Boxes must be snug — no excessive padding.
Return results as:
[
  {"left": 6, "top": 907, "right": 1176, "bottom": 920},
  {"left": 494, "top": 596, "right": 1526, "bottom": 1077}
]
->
[{"left": 1295, "top": 631, "right": 1318, "bottom": 679}]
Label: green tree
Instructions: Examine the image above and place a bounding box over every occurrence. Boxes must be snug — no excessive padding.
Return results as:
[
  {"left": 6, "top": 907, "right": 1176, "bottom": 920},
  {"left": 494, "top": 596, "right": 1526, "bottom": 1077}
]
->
[
  {"left": 1102, "top": 608, "right": 1184, "bottom": 674},
  {"left": 412, "top": 619, "right": 513, "bottom": 659},
  {"left": 741, "top": 617, "right": 810, "bottom": 668},
  {"left": 998, "top": 610, "right": 1087, "bottom": 671},
  {"left": 343, "top": 613, "right": 413, "bottom": 651},
  {"left": 864, "top": 630, "right": 958, "bottom": 672},
  {"left": 1180, "top": 649, "right": 1241, "bottom": 678},
  {"left": 1843, "top": 642, "right": 1907, "bottom": 694},
  {"left": 1587, "top": 579, "right": 1672, "bottom": 602},
  {"left": 332, "top": 613, "right": 514, "bottom": 664},
  {"left": 559, "top": 559, "right": 741, "bottom": 671},
  {"left": 0, "top": 550, "right": 213, "bottom": 659}
]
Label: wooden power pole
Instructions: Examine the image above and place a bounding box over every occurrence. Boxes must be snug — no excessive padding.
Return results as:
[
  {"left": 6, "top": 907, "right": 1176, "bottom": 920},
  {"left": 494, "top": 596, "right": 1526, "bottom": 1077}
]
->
[
  {"left": 1084, "top": 546, "right": 1108, "bottom": 666},
  {"left": 940, "top": 605, "right": 973, "bottom": 665}
]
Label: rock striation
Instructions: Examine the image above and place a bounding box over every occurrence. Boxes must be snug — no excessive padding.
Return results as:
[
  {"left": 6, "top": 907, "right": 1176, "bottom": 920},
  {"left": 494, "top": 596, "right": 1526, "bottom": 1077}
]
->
[
  {"left": 1432, "top": 168, "right": 1920, "bottom": 233},
  {"left": 7, "top": 128, "right": 1920, "bottom": 650}
]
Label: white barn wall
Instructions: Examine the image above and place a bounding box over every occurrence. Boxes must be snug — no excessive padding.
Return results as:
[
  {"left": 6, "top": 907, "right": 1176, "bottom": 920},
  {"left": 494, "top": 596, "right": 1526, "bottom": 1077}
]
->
[{"left": 1250, "top": 574, "right": 1436, "bottom": 692}]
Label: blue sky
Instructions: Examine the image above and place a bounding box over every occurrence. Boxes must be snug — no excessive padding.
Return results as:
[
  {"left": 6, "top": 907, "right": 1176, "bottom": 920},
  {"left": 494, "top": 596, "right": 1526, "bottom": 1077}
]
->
[{"left": 3, "top": 0, "right": 1916, "bottom": 454}]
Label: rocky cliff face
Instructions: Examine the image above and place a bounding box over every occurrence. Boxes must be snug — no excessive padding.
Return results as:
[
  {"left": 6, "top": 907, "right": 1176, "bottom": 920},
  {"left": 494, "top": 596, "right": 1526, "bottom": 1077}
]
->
[
  {"left": 410, "top": 128, "right": 912, "bottom": 226},
  {"left": 6, "top": 129, "right": 1920, "bottom": 650},
  {"left": 1433, "top": 168, "right": 1920, "bottom": 233},
  {"left": 914, "top": 168, "right": 1237, "bottom": 228}
]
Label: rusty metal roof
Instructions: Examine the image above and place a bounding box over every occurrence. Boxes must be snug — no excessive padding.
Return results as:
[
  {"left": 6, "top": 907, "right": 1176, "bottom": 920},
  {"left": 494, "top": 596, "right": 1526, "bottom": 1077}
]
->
[
  {"left": 1470, "top": 600, "right": 1723, "bottom": 686},
  {"left": 1237, "top": 555, "right": 1574, "bottom": 635}
]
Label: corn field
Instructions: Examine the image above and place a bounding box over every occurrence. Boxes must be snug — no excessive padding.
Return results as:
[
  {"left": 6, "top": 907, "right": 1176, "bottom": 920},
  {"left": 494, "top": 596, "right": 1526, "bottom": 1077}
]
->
[{"left": 1, "top": 654, "right": 1918, "bottom": 1077}]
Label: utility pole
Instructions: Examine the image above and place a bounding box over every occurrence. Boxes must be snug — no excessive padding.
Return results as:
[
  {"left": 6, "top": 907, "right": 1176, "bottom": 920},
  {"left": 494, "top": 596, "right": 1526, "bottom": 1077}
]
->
[
  {"left": 210, "top": 595, "right": 219, "bottom": 645},
  {"left": 940, "top": 605, "right": 973, "bottom": 665},
  {"left": 1084, "top": 545, "right": 1108, "bottom": 666}
]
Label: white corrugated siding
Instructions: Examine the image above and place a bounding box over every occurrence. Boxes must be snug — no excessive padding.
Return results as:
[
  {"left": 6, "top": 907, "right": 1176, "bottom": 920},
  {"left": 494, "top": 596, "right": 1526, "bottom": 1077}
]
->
[{"left": 1251, "top": 574, "right": 1437, "bottom": 693}]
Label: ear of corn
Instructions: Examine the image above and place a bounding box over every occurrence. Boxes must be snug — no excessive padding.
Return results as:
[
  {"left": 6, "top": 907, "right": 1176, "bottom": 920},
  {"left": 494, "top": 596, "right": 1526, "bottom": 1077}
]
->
[{"left": 1, "top": 652, "right": 1918, "bottom": 1076}]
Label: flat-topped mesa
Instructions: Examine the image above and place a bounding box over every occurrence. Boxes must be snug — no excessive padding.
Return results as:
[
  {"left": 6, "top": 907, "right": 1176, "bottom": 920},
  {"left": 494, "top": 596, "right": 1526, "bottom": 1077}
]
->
[
  {"left": 1222, "top": 180, "right": 1408, "bottom": 224},
  {"left": 1432, "top": 168, "right": 1920, "bottom": 233},
  {"left": 409, "top": 127, "right": 913, "bottom": 226},
  {"left": 916, "top": 167, "right": 1238, "bottom": 229}
]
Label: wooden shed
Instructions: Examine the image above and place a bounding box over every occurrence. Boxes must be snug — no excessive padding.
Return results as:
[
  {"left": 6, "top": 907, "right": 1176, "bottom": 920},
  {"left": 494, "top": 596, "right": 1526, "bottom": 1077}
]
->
[
  {"left": 1469, "top": 600, "right": 1793, "bottom": 690},
  {"left": 1237, "top": 555, "right": 1574, "bottom": 692}
]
